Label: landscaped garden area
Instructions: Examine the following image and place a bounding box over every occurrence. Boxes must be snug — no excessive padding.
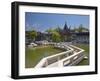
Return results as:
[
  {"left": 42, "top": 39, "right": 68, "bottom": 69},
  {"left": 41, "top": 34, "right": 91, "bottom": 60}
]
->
[
  {"left": 25, "top": 45, "right": 66, "bottom": 68},
  {"left": 25, "top": 13, "right": 90, "bottom": 68}
]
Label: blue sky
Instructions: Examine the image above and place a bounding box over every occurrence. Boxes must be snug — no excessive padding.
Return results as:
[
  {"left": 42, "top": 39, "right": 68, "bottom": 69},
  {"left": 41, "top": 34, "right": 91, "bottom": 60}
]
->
[{"left": 25, "top": 12, "right": 89, "bottom": 32}]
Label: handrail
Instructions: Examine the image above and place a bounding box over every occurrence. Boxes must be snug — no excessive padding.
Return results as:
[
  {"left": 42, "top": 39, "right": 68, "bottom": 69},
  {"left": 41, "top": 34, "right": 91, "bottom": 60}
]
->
[
  {"left": 46, "top": 45, "right": 84, "bottom": 67},
  {"left": 35, "top": 44, "right": 85, "bottom": 68},
  {"left": 35, "top": 44, "right": 73, "bottom": 68}
]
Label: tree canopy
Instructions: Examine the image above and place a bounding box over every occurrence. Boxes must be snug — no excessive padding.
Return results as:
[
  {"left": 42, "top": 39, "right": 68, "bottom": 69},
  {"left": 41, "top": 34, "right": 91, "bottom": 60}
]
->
[{"left": 26, "top": 30, "right": 37, "bottom": 42}]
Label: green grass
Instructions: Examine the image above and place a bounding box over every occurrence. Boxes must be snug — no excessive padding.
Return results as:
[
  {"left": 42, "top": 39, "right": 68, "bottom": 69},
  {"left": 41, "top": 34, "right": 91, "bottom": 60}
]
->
[
  {"left": 25, "top": 45, "right": 66, "bottom": 68},
  {"left": 74, "top": 44, "right": 89, "bottom": 66}
]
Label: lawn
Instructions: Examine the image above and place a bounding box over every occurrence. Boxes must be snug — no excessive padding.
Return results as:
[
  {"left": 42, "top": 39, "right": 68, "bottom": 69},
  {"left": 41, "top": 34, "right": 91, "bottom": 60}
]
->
[
  {"left": 74, "top": 43, "right": 89, "bottom": 65},
  {"left": 25, "top": 45, "right": 66, "bottom": 68}
]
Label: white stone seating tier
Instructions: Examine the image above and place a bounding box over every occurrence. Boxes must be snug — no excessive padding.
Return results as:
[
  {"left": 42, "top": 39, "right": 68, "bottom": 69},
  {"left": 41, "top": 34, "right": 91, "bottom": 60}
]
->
[
  {"left": 35, "top": 44, "right": 85, "bottom": 68},
  {"left": 28, "top": 42, "right": 37, "bottom": 48}
]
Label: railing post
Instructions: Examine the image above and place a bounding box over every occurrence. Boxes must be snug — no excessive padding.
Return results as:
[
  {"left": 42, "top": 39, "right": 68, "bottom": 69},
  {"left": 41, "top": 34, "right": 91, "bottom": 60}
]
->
[
  {"left": 58, "top": 61, "right": 63, "bottom": 67},
  {"left": 46, "top": 59, "right": 48, "bottom": 66},
  {"left": 70, "top": 57, "right": 74, "bottom": 64},
  {"left": 67, "top": 53, "right": 69, "bottom": 57},
  {"left": 58, "top": 56, "right": 60, "bottom": 61}
]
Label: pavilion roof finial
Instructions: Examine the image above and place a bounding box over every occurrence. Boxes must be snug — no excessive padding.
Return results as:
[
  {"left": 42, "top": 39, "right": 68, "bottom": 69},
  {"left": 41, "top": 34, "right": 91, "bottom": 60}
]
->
[{"left": 64, "top": 21, "right": 68, "bottom": 30}]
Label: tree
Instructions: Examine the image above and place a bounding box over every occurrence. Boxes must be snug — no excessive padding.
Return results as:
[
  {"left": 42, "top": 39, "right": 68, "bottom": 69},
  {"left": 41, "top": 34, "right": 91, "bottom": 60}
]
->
[
  {"left": 45, "top": 28, "right": 62, "bottom": 42},
  {"left": 30, "top": 30, "right": 37, "bottom": 41},
  {"left": 78, "top": 24, "right": 84, "bottom": 32},
  {"left": 54, "top": 27, "right": 62, "bottom": 33},
  {"left": 26, "top": 30, "right": 37, "bottom": 42},
  {"left": 73, "top": 24, "right": 89, "bottom": 32},
  {"left": 45, "top": 28, "right": 53, "bottom": 33},
  {"left": 51, "top": 31, "right": 61, "bottom": 42}
]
